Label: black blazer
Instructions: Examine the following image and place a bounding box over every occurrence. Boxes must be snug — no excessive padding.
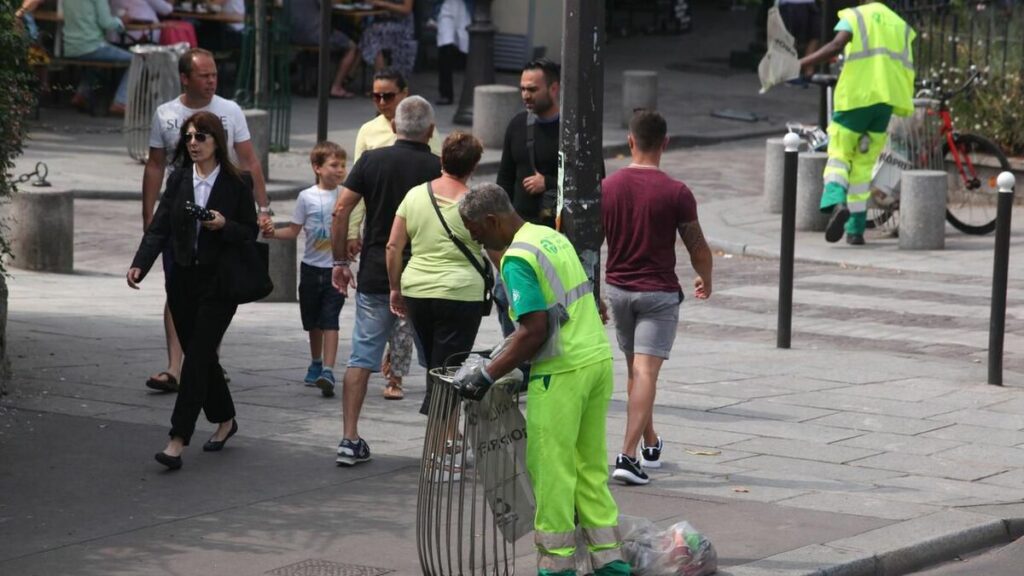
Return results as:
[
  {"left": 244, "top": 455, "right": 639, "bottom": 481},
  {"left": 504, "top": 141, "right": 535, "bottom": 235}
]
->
[{"left": 131, "top": 165, "right": 258, "bottom": 280}]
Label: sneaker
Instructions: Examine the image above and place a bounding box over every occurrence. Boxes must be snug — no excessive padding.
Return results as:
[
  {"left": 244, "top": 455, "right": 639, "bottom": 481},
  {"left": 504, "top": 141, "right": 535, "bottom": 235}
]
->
[
  {"left": 315, "top": 369, "right": 336, "bottom": 398},
  {"left": 611, "top": 454, "right": 650, "bottom": 485},
  {"left": 445, "top": 440, "right": 475, "bottom": 469},
  {"left": 825, "top": 204, "right": 850, "bottom": 243},
  {"left": 846, "top": 233, "right": 865, "bottom": 245},
  {"left": 640, "top": 436, "right": 663, "bottom": 469},
  {"left": 304, "top": 361, "right": 323, "bottom": 385},
  {"left": 336, "top": 437, "right": 371, "bottom": 466},
  {"left": 426, "top": 456, "right": 463, "bottom": 482}
]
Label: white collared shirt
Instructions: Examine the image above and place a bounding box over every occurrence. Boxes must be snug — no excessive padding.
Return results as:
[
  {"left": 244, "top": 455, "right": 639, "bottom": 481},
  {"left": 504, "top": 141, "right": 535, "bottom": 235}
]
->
[{"left": 192, "top": 163, "right": 221, "bottom": 248}]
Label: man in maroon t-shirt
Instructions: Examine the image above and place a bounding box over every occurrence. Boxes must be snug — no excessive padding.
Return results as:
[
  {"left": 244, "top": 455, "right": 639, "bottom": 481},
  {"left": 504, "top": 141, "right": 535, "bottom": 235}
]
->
[{"left": 602, "top": 109, "right": 713, "bottom": 486}]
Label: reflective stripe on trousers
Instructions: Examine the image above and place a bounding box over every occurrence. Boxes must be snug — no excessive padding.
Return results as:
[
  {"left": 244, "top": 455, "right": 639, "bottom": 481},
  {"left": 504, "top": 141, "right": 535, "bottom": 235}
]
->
[
  {"left": 528, "top": 360, "right": 622, "bottom": 575},
  {"left": 823, "top": 121, "right": 889, "bottom": 216}
]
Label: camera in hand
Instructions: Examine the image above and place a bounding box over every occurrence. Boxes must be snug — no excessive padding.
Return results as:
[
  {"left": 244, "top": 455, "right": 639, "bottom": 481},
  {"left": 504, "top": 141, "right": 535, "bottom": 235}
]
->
[{"left": 184, "top": 201, "right": 215, "bottom": 221}]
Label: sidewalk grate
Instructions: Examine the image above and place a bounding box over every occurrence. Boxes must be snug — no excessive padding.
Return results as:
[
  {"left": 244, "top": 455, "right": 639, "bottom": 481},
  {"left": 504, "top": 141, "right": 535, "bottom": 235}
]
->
[{"left": 266, "top": 559, "right": 393, "bottom": 576}]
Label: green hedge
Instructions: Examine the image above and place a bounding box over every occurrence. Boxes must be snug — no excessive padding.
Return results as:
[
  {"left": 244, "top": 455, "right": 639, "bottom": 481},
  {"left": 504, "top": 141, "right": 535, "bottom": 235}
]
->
[{"left": 0, "top": 1, "right": 37, "bottom": 274}]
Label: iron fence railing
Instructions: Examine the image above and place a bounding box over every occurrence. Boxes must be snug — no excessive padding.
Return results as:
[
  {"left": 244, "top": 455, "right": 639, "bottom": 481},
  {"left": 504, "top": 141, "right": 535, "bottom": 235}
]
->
[{"left": 895, "top": 1, "right": 1024, "bottom": 85}]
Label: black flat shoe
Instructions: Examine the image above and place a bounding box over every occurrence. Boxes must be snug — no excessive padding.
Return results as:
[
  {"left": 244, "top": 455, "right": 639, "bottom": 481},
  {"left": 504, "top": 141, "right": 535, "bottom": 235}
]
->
[
  {"left": 155, "top": 451, "right": 183, "bottom": 470},
  {"left": 825, "top": 204, "right": 850, "bottom": 243},
  {"left": 202, "top": 420, "right": 238, "bottom": 452}
]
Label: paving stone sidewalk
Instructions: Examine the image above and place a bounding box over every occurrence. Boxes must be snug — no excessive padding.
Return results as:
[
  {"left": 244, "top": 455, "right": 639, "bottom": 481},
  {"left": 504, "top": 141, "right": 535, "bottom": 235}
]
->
[{"left": 3, "top": 185, "right": 1024, "bottom": 575}]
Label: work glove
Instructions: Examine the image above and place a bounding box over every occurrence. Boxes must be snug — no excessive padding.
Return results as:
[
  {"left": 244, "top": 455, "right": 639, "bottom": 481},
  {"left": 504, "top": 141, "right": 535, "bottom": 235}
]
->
[{"left": 453, "top": 362, "right": 494, "bottom": 401}]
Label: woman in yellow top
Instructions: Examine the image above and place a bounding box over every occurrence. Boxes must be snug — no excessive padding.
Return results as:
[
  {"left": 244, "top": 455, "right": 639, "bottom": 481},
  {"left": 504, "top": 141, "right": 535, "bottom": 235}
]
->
[{"left": 385, "top": 132, "right": 486, "bottom": 415}]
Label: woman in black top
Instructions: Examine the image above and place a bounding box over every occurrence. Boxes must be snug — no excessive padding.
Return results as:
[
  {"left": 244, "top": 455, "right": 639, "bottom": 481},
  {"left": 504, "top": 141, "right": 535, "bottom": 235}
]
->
[{"left": 127, "top": 111, "right": 257, "bottom": 470}]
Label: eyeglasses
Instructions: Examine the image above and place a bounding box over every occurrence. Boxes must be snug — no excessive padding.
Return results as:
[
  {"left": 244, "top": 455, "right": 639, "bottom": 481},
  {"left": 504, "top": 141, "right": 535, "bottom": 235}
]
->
[
  {"left": 372, "top": 92, "right": 397, "bottom": 103},
  {"left": 184, "top": 132, "right": 210, "bottom": 143}
]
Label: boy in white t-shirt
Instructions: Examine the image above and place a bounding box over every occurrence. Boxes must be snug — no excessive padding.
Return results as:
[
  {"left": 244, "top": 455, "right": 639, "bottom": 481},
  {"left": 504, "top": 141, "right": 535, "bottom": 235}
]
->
[{"left": 267, "top": 142, "right": 348, "bottom": 398}]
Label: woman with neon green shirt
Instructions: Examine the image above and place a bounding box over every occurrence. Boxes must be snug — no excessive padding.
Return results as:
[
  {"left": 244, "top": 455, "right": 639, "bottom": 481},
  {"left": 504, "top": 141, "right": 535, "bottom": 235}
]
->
[{"left": 385, "top": 132, "right": 486, "bottom": 415}]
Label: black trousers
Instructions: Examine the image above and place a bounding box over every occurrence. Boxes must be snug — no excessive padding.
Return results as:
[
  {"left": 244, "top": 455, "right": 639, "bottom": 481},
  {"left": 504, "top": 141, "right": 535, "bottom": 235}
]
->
[
  {"left": 404, "top": 297, "right": 482, "bottom": 415},
  {"left": 167, "top": 264, "right": 238, "bottom": 444},
  {"left": 437, "top": 44, "right": 465, "bottom": 101}
]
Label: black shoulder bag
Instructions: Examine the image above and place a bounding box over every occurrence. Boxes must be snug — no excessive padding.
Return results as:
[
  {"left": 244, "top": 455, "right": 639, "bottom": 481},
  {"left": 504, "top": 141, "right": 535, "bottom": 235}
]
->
[
  {"left": 526, "top": 113, "right": 559, "bottom": 226},
  {"left": 426, "top": 182, "right": 494, "bottom": 316}
]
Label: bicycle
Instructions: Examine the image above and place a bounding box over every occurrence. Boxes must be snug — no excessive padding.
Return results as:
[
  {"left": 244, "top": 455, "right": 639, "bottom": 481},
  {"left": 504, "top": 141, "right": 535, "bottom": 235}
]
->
[{"left": 797, "top": 68, "right": 1009, "bottom": 236}]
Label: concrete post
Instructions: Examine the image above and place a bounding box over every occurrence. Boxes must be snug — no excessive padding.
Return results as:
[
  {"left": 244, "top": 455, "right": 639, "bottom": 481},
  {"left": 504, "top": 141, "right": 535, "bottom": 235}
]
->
[
  {"left": 899, "top": 170, "right": 947, "bottom": 250},
  {"left": 9, "top": 187, "right": 74, "bottom": 273},
  {"left": 471, "top": 85, "right": 521, "bottom": 149},
  {"left": 244, "top": 109, "right": 270, "bottom": 181},
  {"left": 795, "top": 152, "right": 829, "bottom": 231},
  {"left": 621, "top": 70, "right": 658, "bottom": 127},
  {"left": 262, "top": 223, "right": 297, "bottom": 302}
]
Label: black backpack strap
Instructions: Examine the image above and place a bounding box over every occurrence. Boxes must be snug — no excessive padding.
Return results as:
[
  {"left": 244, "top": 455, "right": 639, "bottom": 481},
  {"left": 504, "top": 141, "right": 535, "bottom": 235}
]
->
[{"left": 526, "top": 112, "right": 539, "bottom": 174}]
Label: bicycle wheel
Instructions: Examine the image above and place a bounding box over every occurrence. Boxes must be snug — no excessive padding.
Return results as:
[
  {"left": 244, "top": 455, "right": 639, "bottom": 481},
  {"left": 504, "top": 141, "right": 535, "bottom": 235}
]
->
[
  {"left": 865, "top": 189, "right": 899, "bottom": 234},
  {"left": 943, "top": 134, "right": 1007, "bottom": 235}
]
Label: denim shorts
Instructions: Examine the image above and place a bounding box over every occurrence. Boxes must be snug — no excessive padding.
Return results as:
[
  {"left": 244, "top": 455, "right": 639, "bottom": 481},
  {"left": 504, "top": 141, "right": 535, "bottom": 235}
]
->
[
  {"left": 347, "top": 291, "right": 399, "bottom": 372},
  {"left": 299, "top": 263, "right": 346, "bottom": 331},
  {"left": 606, "top": 284, "right": 681, "bottom": 359}
]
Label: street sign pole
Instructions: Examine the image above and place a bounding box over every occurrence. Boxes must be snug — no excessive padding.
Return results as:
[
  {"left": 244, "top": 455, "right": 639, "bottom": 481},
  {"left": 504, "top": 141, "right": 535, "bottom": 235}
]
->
[{"left": 559, "top": 0, "right": 606, "bottom": 293}]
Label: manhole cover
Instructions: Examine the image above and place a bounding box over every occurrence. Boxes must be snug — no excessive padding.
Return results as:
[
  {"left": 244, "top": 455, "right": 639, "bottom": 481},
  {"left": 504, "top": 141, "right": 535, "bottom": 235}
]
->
[{"left": 266, "top": 559, "right": 393, "bottom": 576}]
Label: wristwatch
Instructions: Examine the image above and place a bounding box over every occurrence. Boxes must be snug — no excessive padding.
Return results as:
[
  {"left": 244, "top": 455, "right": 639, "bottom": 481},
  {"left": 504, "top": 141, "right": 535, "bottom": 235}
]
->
[{"left": 258, "top": 206, "right": 271, "bottom": 215}]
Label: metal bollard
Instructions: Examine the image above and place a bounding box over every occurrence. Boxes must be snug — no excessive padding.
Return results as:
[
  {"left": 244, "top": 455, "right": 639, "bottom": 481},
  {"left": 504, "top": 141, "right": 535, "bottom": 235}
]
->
[
  {"left": 988, "top": 172, "right": 1015, "bottom": 386},
  {"left": 777, "top": 133, "right": 801, "bottom": 349}
]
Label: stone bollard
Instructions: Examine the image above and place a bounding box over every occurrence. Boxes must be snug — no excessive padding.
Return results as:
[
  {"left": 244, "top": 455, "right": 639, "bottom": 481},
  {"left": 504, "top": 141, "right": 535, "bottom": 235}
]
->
[
  {"left": 899, "top": 170, "right": 947, "bottom": 250},
  {"left": 8, "top": 187, "right": 74, "bottom": 273},
  {"left": 472, "top": 85, "right": 521, "bottom": 149},
  {"left": 795, "top": 152, "right": 829, "bottom": 232},
  {"left": 622, "top": 70, "right": 658, "bottom": 127},
  {"left": 243, "top": 109, "right": 270, "bottom": 181},
  {"left": 262, "top": 222, "right": 297, "bottom": 302},
  {"left": 764, "top": 137, "right": 806, "bottom": 214}
]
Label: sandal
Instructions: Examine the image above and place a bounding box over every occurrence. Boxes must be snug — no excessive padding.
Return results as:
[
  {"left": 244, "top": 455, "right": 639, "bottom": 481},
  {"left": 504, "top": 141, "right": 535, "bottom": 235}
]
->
[
  {"left": 146, "top": 371, "right": 179, "bottom": 392},
  {"left": 383, "top": 380, "right": 404, "bottom": 400}
]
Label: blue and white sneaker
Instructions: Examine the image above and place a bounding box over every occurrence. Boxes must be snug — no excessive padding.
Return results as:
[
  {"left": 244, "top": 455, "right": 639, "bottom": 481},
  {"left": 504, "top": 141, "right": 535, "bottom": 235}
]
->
[
  {"left": 315, "top": 368, "right": 336, "bottom": 398},
  {"left": 304, "top": 361, "right": 323, "bottom": 386},
  {"left": 336, "top": 437, "right": 371, "bottom": 466},
  {"left": 640, "top": 436, "right": 663, "bottom": 469}
]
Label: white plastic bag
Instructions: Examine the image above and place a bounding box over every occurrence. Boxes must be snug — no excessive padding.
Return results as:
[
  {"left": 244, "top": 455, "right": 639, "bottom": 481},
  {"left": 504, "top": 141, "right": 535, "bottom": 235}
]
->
[
  {"left": 621, "top": 518, "right": 718, "bottom": 576},
  {"left": 758, "top": 5, "right": 801, "bottom": 93}
]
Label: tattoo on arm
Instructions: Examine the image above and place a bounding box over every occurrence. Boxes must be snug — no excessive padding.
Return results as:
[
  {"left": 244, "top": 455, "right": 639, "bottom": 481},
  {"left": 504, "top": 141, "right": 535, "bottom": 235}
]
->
[{"left": 680, "top": 221, "right": 708, "bottom": 254}]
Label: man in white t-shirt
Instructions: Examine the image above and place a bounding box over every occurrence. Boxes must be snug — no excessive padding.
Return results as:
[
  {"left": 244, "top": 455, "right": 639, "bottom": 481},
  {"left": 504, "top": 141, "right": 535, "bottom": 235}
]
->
[{"left": 140, "top": 47, "right": 270, "bottom": 392}]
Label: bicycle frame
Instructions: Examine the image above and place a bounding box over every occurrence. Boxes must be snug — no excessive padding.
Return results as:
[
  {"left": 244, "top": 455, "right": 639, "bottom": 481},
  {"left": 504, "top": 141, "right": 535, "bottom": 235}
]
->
[{"left": 919, "top": 70, "right": 986, "bottom": 190}]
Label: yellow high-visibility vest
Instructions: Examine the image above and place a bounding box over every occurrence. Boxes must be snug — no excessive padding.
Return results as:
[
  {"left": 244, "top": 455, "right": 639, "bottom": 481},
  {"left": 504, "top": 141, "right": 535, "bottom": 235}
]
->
[
  {"left": 834, "top": 2, "right": 916, "bottom": 116},
  {"left": 501, "top": 223, "right": 610, "bottom": 375}
]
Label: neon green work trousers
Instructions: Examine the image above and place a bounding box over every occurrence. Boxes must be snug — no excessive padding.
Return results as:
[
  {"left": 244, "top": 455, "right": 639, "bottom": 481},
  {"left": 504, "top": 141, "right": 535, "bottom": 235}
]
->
[
  {"left": 526, "top": 358, "right": 629, "bottom": 576},
  {"left": 821, "top": 103, "right": 894, "bottom": 235}
]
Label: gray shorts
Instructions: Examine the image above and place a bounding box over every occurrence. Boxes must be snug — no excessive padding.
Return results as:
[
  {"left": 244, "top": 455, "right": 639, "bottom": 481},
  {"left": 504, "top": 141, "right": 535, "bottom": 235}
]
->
[{"left": 606, "top": 284, "right": 681, "bottom": 359}]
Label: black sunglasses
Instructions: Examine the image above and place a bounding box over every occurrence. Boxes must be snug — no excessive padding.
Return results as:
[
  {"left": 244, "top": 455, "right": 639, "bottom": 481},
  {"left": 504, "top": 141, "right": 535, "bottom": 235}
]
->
[
  {"left": 184, "top": 132, "right": 210, "bottom": 143},
  {"left": 372, "top": 91, "right": 397, "bottom": 103}
]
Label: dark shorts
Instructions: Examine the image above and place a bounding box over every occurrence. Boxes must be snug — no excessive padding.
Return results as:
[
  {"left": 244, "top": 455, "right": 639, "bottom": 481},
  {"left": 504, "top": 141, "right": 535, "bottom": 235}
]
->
[
  {"left": 299, "top": 263, "right": 346, "bottom": 331},
  {"left": 779, "top": 3, "right": 821, "bottom": 47}
]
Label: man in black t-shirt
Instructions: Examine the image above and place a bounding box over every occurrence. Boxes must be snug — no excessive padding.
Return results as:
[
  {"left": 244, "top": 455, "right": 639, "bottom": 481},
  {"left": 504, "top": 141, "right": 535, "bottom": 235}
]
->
[
  {"left": 330, "top": 95, "right": 441, "bottom": 467},
  {"left": 497, "top": 58, "right": 561, "bottom": 227},
  {"left": 492, "top": 59, "right": 562, "bottom": 337}
]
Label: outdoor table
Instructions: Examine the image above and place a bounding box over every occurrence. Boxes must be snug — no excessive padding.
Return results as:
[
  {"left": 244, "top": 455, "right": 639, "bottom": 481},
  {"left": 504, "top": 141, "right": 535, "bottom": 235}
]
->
[{"left": 169, "top": 11, "right": 244, "bottom": 24}]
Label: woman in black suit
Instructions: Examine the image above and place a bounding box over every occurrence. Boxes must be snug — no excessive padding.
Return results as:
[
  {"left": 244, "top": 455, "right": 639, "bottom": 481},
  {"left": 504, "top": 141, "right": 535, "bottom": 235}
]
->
[{"left": 127, "top": 111, "right": 257, "bottom": 470}]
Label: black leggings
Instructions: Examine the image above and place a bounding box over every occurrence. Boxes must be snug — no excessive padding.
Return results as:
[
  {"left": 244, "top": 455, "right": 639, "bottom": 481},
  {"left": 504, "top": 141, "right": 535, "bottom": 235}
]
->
[
  {"left": 403, "top": 296, "right": 482, "bottom": 415},
  {"left": 167, "top": 264, "right": 238, "bottom": 444}
]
